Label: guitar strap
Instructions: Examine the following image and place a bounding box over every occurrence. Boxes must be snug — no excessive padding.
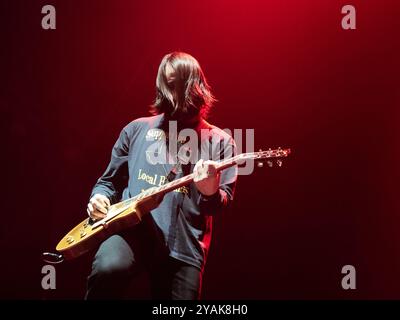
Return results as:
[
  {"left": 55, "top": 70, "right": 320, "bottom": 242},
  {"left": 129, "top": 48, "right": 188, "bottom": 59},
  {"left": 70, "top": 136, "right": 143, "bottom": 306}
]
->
[
  {"left": 166, "top": 138, "right": 191, "bottom": 182},
  {"left": 166, "top": 161, "right": 179, "bottom": 182}
]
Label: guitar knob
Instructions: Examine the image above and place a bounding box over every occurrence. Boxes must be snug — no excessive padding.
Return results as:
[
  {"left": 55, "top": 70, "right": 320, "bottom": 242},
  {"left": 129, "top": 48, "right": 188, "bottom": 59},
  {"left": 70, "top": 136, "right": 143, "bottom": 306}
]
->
[
  {"left": 277, "top": 160, "right": 283, "bottom": 167},
  {"left": 267, "top": 160, "right": 273, "bottom": 167},
  {"left": 80, "top": 229, "right": 87, "bottom": 238},
  {"left": 257, "top": 161, "right": 264, "bottom": 168},
  {"left": 66, "top": 236, "right": 74, "bottom": 244}
]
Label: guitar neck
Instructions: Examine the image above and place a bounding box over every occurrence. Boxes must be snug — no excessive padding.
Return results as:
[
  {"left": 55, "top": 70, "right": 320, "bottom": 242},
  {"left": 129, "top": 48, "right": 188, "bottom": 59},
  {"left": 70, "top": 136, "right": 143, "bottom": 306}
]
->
[
  {"left": 135, "top": 155, "right": 240, "bottom": 201},
  {"left": 118, "top": 148, "right": 290, "bottom": 208}
]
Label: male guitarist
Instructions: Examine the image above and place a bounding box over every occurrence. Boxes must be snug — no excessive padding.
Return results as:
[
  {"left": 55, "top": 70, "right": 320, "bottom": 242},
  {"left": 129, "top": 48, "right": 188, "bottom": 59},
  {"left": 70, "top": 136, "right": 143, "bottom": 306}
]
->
[{"left": 85, "top": 52, "right": 237, "bottom": 300}]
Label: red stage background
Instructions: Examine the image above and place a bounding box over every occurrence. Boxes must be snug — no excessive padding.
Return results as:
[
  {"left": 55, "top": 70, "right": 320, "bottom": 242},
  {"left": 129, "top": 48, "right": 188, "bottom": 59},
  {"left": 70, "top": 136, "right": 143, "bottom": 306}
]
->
[{"left": 2, "top": 0, "right": 400, "bottom": 299}]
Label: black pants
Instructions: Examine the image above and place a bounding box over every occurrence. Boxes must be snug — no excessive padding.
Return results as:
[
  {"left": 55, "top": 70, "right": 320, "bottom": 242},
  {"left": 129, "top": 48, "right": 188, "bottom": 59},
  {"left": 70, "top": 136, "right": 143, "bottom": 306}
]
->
[{"left": 85, "top": 226, "right": 202, "bottom": 300}]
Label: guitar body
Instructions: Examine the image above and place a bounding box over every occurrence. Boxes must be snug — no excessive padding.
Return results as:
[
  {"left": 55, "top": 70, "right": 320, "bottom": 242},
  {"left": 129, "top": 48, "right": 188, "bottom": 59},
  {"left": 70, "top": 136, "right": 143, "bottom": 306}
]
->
[{"left": 56, "top": 196, "right": 160, "bottom": 260}]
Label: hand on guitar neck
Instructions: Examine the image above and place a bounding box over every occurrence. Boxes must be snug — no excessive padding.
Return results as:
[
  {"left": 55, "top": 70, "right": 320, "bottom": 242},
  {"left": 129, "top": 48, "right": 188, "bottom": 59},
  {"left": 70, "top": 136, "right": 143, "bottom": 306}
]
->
[{"left": 193, "top": 159, "right": 220, "bottom": 196}]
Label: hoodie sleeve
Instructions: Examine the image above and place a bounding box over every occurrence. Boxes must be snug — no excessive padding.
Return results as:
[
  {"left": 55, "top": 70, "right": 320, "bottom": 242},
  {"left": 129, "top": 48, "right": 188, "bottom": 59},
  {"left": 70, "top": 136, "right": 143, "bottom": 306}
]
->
[{"left": 90, "top": 126, "right": 130, "bottom": 204}]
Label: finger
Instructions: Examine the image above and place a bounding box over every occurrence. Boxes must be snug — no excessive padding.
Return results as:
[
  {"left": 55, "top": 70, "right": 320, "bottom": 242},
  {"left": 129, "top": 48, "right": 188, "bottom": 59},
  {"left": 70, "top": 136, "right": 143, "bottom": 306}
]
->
[
  {"left": 88, "top": 202, "right": 94, "bottom": 214},
  {"left": 202, "top": 161, "right": 210, "bottom": 172},
  {"left": 194, "top": 159, "right": 204, "bottom": 182},
  {"left": 194, "top": 159, "right": 203, "bottom": 172},
  {"left": 200, "top": 159, "right": 205, "bottom": 167},
  {"left": 195, "top": 170, "right": 208, "bottom": 182},
  {"left": 91, "top": 199, "right": 108, "bottom": 214},
  {"left": 98, "top": 197, "right": 110, "bottom": 209},
  {"left": 92, "top": 211, "right": 107, "bottom": 220},
  {"left": 93, "top": 195, "right": 110, "bottom": 208},
  {"left": 95, "top": 194, "right": 110, "bottom": 205},
  {"left": 103, "top": 197, "right": 111, "bottom": 207},
  {"left": 93, "top": 203, "right": 108, "bottom": 214},
  {"left": 87, "top": 204, "right": 106, "bottom": 220},
  {"left": 193, "top": 160, "right": 201, "bottom": 182},
  {"left": 200, "top": 160, "right": 212, "bottom": 179}
]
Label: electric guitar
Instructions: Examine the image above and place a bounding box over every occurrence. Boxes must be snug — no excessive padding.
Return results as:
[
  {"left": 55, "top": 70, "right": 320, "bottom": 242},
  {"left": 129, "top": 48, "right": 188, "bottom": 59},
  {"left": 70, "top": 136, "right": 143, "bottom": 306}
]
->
[{"left": 48, "top": 148, "right": 290, "bottom": 263}]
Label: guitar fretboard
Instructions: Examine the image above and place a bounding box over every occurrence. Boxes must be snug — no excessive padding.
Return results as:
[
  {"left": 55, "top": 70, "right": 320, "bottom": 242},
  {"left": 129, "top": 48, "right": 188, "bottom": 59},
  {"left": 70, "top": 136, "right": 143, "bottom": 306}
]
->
[{"left": 125, "top": 153, "right": 241, "bottom": 203}]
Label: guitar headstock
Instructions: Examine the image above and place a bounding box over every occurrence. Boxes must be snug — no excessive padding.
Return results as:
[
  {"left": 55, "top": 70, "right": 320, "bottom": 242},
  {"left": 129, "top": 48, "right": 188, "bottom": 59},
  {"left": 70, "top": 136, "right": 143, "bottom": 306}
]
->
[{"left": 239, "top": 147, "right": 291, "bottom": 168}]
